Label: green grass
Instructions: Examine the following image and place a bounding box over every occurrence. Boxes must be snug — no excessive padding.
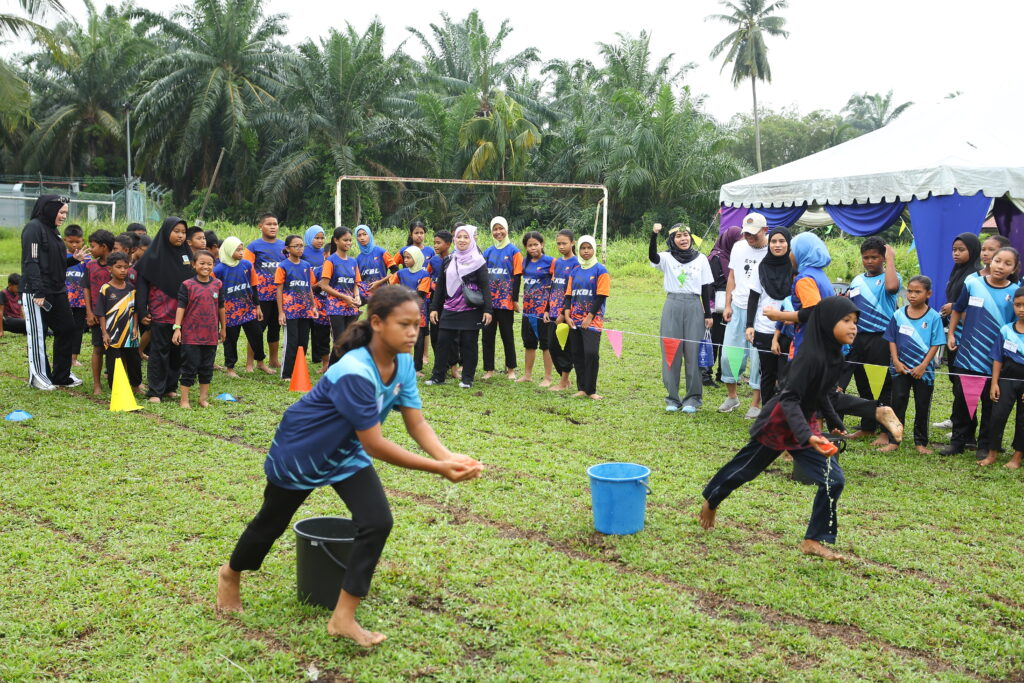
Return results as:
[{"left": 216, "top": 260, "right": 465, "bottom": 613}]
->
[{"left": 2, "top": 226, "right": 1021, "bottom": 681}]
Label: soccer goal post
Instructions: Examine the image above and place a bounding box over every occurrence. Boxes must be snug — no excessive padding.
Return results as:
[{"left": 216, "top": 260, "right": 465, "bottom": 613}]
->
[{"left": 335, "top": 175, "right": 610, "bottom": 261}]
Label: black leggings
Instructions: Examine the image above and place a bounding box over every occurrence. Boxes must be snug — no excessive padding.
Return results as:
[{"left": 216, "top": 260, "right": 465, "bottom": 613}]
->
[
  {"left": 328, "top": 315, "right": 358, "bottom": 365},
  {"left": 989, "top": 360, "right": 1024, "bottom": 452},
  {"left": 281, "top": 318, "right": 311, "bottom": 380},
  {"left": 752, "top": 331, "right": 789, "bottom": 405},
  {"left": 70, "top": 306, "right": 86, "bottom": 355},
  {"left": 548, "top": 316, "right": 572, "bottom": 375},
  {"left": 147, "top": 322, "right": 181, "bottom": 398},
  {"left": 570, "top": 327, "right": 601, "bottom": 395},
  {"left": 311, "top": 321, "right": 331, "bottom": 361},
  {"left": 431, "top": 327, "right": 479, "bottom": 385},
  {"left": 889, "top": 373, "right": 934, "bottom": 446},
  {"left": 258, "top": 300, "right": 281, "bottom": 344},
  {"left": 224, "top": 320, "right": 265, "bottom": 369},
  {"left": 229, "top": 467, "right": 393, "bottom": 599},
  {"left": 482, "top": 308, "right": 516, "bottom": 371},
  {"left": 837, "top": 331, "right": 891, "bottom": 431}
]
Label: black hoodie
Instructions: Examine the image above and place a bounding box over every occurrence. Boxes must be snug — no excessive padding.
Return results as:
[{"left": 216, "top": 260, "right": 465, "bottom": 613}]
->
[{"left": 20, "top": 195, "right": 77, "bottom": 295}]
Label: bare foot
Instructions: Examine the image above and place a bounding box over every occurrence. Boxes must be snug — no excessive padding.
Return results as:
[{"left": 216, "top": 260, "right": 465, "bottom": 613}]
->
[
  {"left": 482, "top": 372, "right": 494, "bottom": 380},
  {"left": 244, "top": 365, "right": 255, "bottom": 373},
  {"left": 257, "top": 363, "right": 274, "bottom": 375},
  {"left": 874, "top": 406, "right": 903, "bottom": 443},
  {"left": 782, "top": 453, "right": 794, "bottom": 462},
  {"left": 140, "top": 353, "right": 149, "bottom": 361},
  {"left": 506, "top": 371, "right": 517, "bottom": 380},
  {"left": 799, "top": 539, "right": 846, "bottom": 561},
  {"left": 164, "top": 392, "right": 178, "bottom": 399},
  {"left": 225, "top": 369, "right": 239, "bottom": 378},
  {"left": 199, "top": 400, "right": 209, "bottom": 408},
  {"left": 876, "top": 443, "right": 899, "bottom": 453},
  {"left": 92, "top": 386, "right": 102, "bottom": 396},
  {"left": 268, "top": 360, "right": 280, "bottom": 369},
  {"left": 416, "top": 371, "right": 424, "bottom": 378},
  {"left": 977, "top": 452, "right": 998, "bottom": 466},
  {"left": 915, "top": 445, "right": 933, "bottom": 455},
  {"left": 148, "top": 396, "right": 161, "bottom": 404},
  {"left": 327, "top": 617, "right": 387, "bottom": 647},
  {"left": 698, "top": 499, "right": 717, "bottom": 530},
  {"left": 848, "top": 430, "right": 872, "bottom": 439},
  {"left": 549, "top": 383, "right": 569, "bottom": 392},
  {"left": 538, "top": 379, "right": 552, "bottom": 388},
  {"left": 216, "top": 564, "right": 242, "bottom": 612},
  {"left": 180, "top": 400, "right": 191, "bottom": 409},
  {"left": 515, "top": 375, "right": 532, "bottom": 383},
  {"left": 870, "top": 435, "right": 889, "bottom": 447},
  {"left": 573, "top": 391, "right": 587, "bottom": 397},
  {"left": 72, "top": 360, "right": 83, "bottom": 367},
  {"left": 450, "top": 365, "right": 461, "bottom": 380},
  {"left": 589, "top": 394, "right": 603, "bottom": 400},
  {"left": 1005, "top": 458, "right": 1021, "bottom": 470}
]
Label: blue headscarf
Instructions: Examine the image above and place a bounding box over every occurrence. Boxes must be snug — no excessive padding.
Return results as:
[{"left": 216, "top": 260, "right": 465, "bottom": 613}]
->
[
  {"left": 354, "top": 224, "right": 375, "bottom": 254},
  {"left": 790, "top": 233, "right": 831, "bottom": 272},
  {"left": 303, "top": 225, "right": 325, "bottom": 268}
]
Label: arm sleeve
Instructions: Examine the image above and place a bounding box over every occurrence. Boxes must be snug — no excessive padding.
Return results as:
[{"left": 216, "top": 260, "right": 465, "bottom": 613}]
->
[
  {"left": 882, "top": 317, "right": 897, "bottom": 344},
  {"left": 511, "top": 273, "right": 522, "bottom": 302},
  {"left": 388, "top": 273, "right": 399, "bottom": 285},
  {"left": 249, "top": 262, "right": 259, "bottom": 285},
  {"left": 797, "top": 305, "right": 814, "bottom": 325},
  {"left": 563, "top": 275, "right": 573, "bottom": 314},
  {"left": 512, "top": 252, "right": 524, "bottom": 275},
  {"left": 701, "top": 284, "right": 713, "bottom": 317},
  {"left": 596, "top": 272, "right": 611, "bottom": 296},
  {"left": 217, "top": 283, "right": 225, "bottom": 309},
  {"left": 776, "top": 390, "right": 815, "bottom": 446},
  {"left": 177, "top": 282, "right": 189, "bottom": 308},
  {"left": 135, "top": 278, "right": 149, "bottom": 320},
  {"left": 794, "top": 277, "right": 822, "bottom": 309},
  {"left": 431, "top": 268, "right": 447, "bottom": 314},
  {"left": 93, "top": 286, "right": 107, "bottom": 318},
  {"left": 242, "top": 248, "right": 255, "bottom": 264},
  {"left": 648, "top": 232, "right": 661, "bottom": 264},
  {"left": 822, "top": 391, "right": 847, "bottom": 433},
  {"left": 386, "top": 253, "right": 399, "bottom": 274},
  {"left": 589, "top": 295, "right": 607, "bottom": 315},
  {"left": 397, "top": 359, "right": 423, "bottom": 408},
  {"left": 417, "top": 276, "right": 432, "bottom": 294},
  {"left": 273, "top": 267, "right": 285, "bottom": 285},
  {"left": 952, "top": 285, "right": 971, "bottom": 313},
  {"left": 20, "top": 223, "right": 44, "bottom": 294}
]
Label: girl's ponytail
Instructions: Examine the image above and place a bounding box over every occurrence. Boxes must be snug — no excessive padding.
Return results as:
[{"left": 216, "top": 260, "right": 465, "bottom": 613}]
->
[
  {"left": 332, "top": 284, "right": 421, "bottom": 358},
  {"left": 329, "top": 226, "right": 351, "bottom": 255}
]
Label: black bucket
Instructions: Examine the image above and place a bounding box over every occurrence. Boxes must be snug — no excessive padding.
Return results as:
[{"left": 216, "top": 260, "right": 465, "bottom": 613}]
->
[{"left": 293, "top": 516, "right": 356, "bottom": 610}]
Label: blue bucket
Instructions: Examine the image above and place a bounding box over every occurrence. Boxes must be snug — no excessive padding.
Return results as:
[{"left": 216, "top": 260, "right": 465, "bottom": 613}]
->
[{"left": 587, "top": 462, "right": 652, "bottom": 535}]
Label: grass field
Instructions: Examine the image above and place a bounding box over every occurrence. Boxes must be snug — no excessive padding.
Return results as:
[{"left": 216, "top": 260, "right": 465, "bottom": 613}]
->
[{"left": 1, "top": 226, "right": 1023, "bottom": 681}]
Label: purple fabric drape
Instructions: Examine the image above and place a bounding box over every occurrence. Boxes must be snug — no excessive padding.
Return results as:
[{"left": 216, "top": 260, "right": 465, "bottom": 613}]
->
[
  {"left": 719, "top": 206, "right": 748, "bottom": 233},
  {"left": 993, "top": 198, "right": 1024, "bottom": 256},
  {"left": 908, "top": 191, "right": 991, "bottom": 301},
  {"left": 755, "top": 204, "right": 807, "bottom": 227},
  {"left": 825, "top": 201, "right": 906, "bottom": 237}
]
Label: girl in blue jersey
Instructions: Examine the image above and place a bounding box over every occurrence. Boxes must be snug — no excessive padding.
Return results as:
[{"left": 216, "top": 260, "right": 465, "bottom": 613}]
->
[
  {"left": 946, "top": 246, "right": 1020, "bottom": 456},
  {"left": 375, "top": 246, "right": 432, "bottom": 373},
  {"left": 518, "top": 231, "right": 555, "bottom": 385},
  {"left": 215, "top": 236, "right": 267, "bottom": 377},
  {"left": 981, "top": 285, "right": 1024, "bottom": 468},
  {"left": 304, "top": 226, "right": 332, "bottom": 373},
  {"left": 321, "top": 227, "right": 362, "bottom": 364},
  {"left": 396, "top": 219, "right": 436, "bottom": 269},
  {"left": 545, "top": 229, "right": 578, "bottom": 391},
  {"left": 275, "top": 235, "right": 318, "bottom": 381},
  {"left": 561, "top": 235, "right": 610, "bottom": 399},
  {"left": 217, "top": 286, "right": 483, "bottom": 647},
  {"left": 354, "top": 225, "right": 395, "bottom": 302},
  {"left": 481, "top": 216, "right": 523, "bottom": 380}
]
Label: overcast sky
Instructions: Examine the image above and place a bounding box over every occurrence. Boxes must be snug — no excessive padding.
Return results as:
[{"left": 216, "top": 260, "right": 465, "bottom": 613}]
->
[{"left": 11, "top": 0, "right": 1021, "bottom": 122}]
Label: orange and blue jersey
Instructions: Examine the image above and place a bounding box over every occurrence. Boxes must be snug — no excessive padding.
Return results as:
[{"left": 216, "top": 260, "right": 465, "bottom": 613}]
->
[
  {"left": 244, "top": 238, "right": 286, "bottom": 302},
  {"left": 565, "top": 263, "right": 610, "bottom": 330},
  {"left": 389, "top": 269, "right": 432, "bottom": 327},
  {"left": 398, "top": 244, "right": 435, "bottom": 268},
  {"left": 483, "top": 244, "right": 523, "bottom": 310},
  {"left": 274, "top": 259, "right": 317, "bottom": 320},
  {"left": 214, "top": 260, "right": 259, "bottom": 327},
  {"left": 356, "top": 247, "right": 392, "bottom": 300},
  {"left": 66, "top": 255, "right": 87, "bottom": 308},
  {"left": 522, "top": 254, "right": 554, "bottom": 319},
  {"left": 322, "top": 255, "right": 361, "bottom": 317},
  {"left": 548, "top": 255, "right": 579, "bottom": 317},
  {"left": 307, "top": 256, "right": 330, "bottom": 327}
]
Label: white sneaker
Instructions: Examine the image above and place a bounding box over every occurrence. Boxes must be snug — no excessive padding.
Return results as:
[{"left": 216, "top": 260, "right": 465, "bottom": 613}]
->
[
  {"left": 932, "top": 418, "right": 953, "bottom": 429},
  {"left": 30, "top": 376, "right": 55, "bottom": 391},
  {"left": 67, "top": 373, "right": 83, "bottom": 387},
  {"left": 718, "top": 397, "right": 740, "bottom": 413},
  {"left": 744, "top": 406, "right": 761, "bottom": 419},
  {"left": 458, "top": 382, "right": 472, "bottom": 389}
]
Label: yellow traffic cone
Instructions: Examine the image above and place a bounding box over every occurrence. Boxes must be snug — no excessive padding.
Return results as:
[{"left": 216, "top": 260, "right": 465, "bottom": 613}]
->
[{"left": 109, "top": 357, "right": 141, "bottom": 412}]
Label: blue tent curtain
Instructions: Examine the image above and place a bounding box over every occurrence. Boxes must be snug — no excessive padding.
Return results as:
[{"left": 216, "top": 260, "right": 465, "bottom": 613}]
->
[
  {"left": 825, "top": 201, "right": 906, "bottom": 237},
  {"left": 908, "top": 191, "right": 991, "bottom": 303},
  {"left": 756, "top": 205, "right": 806, "bottom": 227}
]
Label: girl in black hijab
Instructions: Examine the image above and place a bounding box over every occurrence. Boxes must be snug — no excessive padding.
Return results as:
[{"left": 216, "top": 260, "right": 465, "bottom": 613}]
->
[
  {"left": 745, "top": 227, "right": 793, "bottom": 403},
  {"left": 136, "top": 216, "right": 193, "bottom": 402},
  {"left": 699, "top": 296, "right": 904, "bottom": 561},
  {"left": 935, "top": 232, "right": 982, "bottom": 432}
]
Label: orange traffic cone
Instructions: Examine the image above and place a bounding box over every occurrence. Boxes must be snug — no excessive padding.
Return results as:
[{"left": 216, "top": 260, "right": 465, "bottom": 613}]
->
[{"left": 289, "top": 346, "right": 312, "bottom": 392}]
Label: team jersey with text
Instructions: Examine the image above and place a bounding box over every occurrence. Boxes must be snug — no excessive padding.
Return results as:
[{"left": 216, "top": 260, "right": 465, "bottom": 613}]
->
[
  {"left": 95, "top": 281, "right": 136, "bottom": 348},
  {"left": 990, "top": 321, "right": 1024, "bottom": 366},
  {"left": 849, "top": 271, "right": 902, "bottom": 333},
  {"left": 565, "top": 264, "right": 611, "bottom": 330},
  {"left": 66, "top": 256, "right": 87, "bottom": 308},
  {"left": 214, "top": 260, "right": 258, "bottom": 327},
  {"left": 274, "top": 259, "right": 316, "bottom": 320},
  {"left": 356, "top": 247, "right": 392, "bottom": 300},
  {"left": 245, "top": 238, "right": 286, "bottom": 302},
  {"left": 322, "top": 255, "right": 361, "bottom": 316},
  {"left": 883, "top": 305, "right": 944, "bottom": 384},
  {"left": 953, "top": 276, "right": 1016, "bottom": 373},
  {"left": 483, "top": 244, "right": 524, "bottom": 310},
  {"left": 389, "top": 269, "right": 432, "bottom": 327},
  {"left": 522, "top": 254, "right": 554, "bottom": 318},
  {"left": 548, "top": 255, "right": 579, "bottom": 317}
]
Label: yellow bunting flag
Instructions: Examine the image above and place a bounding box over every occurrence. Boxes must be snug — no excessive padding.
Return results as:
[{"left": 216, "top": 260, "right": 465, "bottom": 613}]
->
[
  {"left": 864, "top": 364, "right": 889, "bottom": 400},
  {"left": 898, "top": 219, "right": 908, "bottom": 236},
  {"left": 691, "top": 233, "right": 703, "bottom": 247},
  {"left": 555, "top": 323, "right": 570, "bottom": 350}
]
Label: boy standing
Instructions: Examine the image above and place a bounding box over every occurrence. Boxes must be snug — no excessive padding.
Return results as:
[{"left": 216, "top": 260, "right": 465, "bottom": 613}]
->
[
  {"left": 82, "top": 229, "right": 116, "bottom": 396},
  {"left": 172, "top": 250, "right": 225, "bottom": 408},
  {"left": 244, "top": 213, "right": 285, "bottom": 368},
  {"left": 63, "top": 224, "right": 87, "bottom": 365},
  {"left": 95, "top": 252, "right": 142, "bottom": 391}
]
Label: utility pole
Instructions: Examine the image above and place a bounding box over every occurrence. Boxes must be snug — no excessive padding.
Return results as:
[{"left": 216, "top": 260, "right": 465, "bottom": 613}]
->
[{"left": 124, "top": 103, "right": 133, "bottom": 179}]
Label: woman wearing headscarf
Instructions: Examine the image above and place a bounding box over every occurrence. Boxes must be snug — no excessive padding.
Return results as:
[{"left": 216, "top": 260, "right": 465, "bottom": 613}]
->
[
  {"left": 136, "top": 216, "right": 194, "bottom": 402},
  {"left": 745, "top": 227, "right": 793, "bottom": 404},
  {"left": 304, "top": 226, "right": 331, "bottom": 372},
  {"left": 649, "top": 222, "right": 713, "bottom": 412},
  {"left": 700, "top": 296, "right": 903, "bottom": 561},
  {"left": 561, "top": 235, "right": 610, "bottom": 399},
  {"left": 764, "top": 232, "right": 835, "bottom": 356},
  {"left": 20, "top": 194, "right": 87, "bottom": 389},
  {"left": 704, "top": 225, "right": 742, "bottom": 385},
  {"left": 426, "top": 225, "right": 492, "bottom": 388}
]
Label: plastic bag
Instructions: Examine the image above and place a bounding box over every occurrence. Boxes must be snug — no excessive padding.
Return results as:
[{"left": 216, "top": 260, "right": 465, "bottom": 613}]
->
[{"left": 698, "top": 330, "right": 714, "bottom": 368}]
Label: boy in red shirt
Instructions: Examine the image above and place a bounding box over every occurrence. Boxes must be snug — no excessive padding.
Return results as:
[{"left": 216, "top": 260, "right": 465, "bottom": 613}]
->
[
  {"left": 82, "top": 229, "right": 115, "bottom": 395},
  {"left": 172, "top": 250, "right": 225, "bottom": 408}
]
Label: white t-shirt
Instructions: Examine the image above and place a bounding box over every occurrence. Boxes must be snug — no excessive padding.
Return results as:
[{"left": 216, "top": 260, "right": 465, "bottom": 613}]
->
[
  {"left": 728, "top": 241, "right": 768, "bottom": 310},
  {"left": 651, "top": 252, "right": 713, "bottom": 295},
  {"left": 748, "top": 277, "right": 783, "bottom": 335}
]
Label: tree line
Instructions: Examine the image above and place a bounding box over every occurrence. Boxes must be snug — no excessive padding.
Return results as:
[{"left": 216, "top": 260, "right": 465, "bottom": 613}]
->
[{"left": 0, "top": 0, "right": 912, "bottom": 235}]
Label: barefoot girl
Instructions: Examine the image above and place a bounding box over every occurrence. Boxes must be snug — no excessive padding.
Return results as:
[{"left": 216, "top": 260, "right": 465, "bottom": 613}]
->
[
  {"left": 321, "top": 227, "right": 362, "bottom": 365},
  {"left": 275, "top": 235, "right": 318, "bottom": 381},
  {"left": 545, "top": 229, "right": 578, "bottom": 391},
  {"left": 215, "top": 237, "right": 267, "bottom": 377},
  {"left": 304, "top": 226, "right": 331, "bottom": 372},
  {"left": 376, "top": 246, "right": 431, "bottom": 373},
  {"left": 981, "top": 285, "right": 1024, "bottom": 467},
  {"left": 218, "top": 286, "right": 483, "bottom": 646},
  {"left": 354, "top": 225, "right": 395, "bottom": 302},
  {"left": 518, "top": 231, "right": 554, "bottom": 385},
  {"left": 649, "top": 222, "right": 713, "bottom": 413},
  {"left": 561, "top": 235, "right": 610, "bottom": 399},
  {"left": 699, "top": 296, "right": 903, "bottom": 560},
  {"left": 481, "top": 216, "right": 523, "bottom": 380},
  {"left": 934, "top": 233, "right": 981, "bottom": 434}
]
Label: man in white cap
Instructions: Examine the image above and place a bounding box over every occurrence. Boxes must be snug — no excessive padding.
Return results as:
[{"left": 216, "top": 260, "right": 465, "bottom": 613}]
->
[{"left": 719, "top": 212, "right": 769, "bottom": 416}]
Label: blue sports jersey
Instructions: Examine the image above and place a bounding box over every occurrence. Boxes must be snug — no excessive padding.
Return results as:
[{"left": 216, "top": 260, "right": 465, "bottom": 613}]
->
[
  {"left": 849, "top": 272, "right": 901, "bottom": 333},
  {"left": 213, "top": 260, "right": 258, "bottom": 327},
  {"left": 883, "top": 305, "right": 945, "bottom": 384},
  {"left": 264, "top": 347, "right": 422, "bottom": 490},
  {"left": 990, "top": 321, "right": 1024, "bottom": 366},
  {"left": 953, "top": 276, "right": 1016, "bottom": 373},
  {"left": 522, "top": 254, "right": 554, "bottom": 318},
  {"left": 398, "top": 244, "right": 436, "bottom": 268},
  {"left": 246, "top": 238, "right": 286, "bottom": 302},
  {"left": 777, "top": 296, "right": 796, "bottom": 339}
]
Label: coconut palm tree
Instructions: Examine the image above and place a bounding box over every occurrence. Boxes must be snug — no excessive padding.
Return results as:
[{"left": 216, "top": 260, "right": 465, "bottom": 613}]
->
[
  {"left": 842, "top": 90, "right": 913, "bottom": 132},
  {"left": 707, "top": 0, "right": 789, "bottom": 172},
  {"left": 0, "top": 0, "right": 66, "bottom": 124}
]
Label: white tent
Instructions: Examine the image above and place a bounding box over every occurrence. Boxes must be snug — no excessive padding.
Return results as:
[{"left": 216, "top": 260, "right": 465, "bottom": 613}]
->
[{"left": 719, "top": 90, "right": 1024, "bottom": 209}]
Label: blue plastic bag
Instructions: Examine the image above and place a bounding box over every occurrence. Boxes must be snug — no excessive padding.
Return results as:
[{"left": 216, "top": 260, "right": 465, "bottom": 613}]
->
[{"left": 698, "top": 330, "right": 714, "bottom": 368}]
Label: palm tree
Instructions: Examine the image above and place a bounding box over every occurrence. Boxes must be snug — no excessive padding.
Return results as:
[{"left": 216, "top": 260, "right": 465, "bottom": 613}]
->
[
  {"left": 132, "top": 0, "right": 291, "bottom": 202},
  {"left": 0, "top": 0, "right": 66, "bottom": 124},
  {"left": 596, "top": 31, "right": 692, "bottom": 100},
  {"left": 707, "top": 0, "right": 789, "bottom": 172},
  {"left": 842, "top": 90, "right": 913, "bottom": 132}
]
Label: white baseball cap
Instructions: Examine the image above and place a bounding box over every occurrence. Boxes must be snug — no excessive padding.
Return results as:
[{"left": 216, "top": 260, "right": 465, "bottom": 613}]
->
[{"left": 741, "top": 212, "right": 768, "bottom": 234}]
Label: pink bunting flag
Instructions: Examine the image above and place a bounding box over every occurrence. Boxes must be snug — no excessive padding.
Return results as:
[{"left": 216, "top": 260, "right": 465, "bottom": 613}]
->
[
  {"left": 662, "top": 337, "right": 681, "bottom": 365},
  {"left": 605, "top": 329, "right": 623, "bottom": 358},
  {"left": 960, "top": 375, "right": 988, "bottom": 419}
]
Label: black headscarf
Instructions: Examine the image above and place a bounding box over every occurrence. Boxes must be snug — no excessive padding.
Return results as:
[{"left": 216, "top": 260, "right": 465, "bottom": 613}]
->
[
  {"left": 785, "top": 296, "right": 860, "bottom": 414},
  {"left": 30, "top": 194, "right": 69, "bottom": 229},
  {"left": 667, "top": 223, "right": 699, "bottom": 264},
  {"left": 945, "top": 232, "right": 981, "bottom": 305},
  {"left": 758, "top": 226, "right": 793, "bottom": 300},
  {"left": 135, "top": 216, "right": 194, "bottom": 298}
]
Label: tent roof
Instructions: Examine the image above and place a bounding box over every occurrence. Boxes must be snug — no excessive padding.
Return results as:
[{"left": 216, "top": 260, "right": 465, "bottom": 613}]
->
[{"left": 719, "top": 91, "right": 1024, "bottom": 208}]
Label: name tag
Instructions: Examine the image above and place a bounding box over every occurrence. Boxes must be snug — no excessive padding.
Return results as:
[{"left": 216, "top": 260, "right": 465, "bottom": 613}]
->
[
  {"left": 1005, "top": 339, "right": 1018, "bottom": 353},
  {"left": 899, "top": 324, "right": 915, "bottom": 336},
  {"left": 968, "top": 296, "right": 984, "bottom": 307},
  {"left": 848, "top": 287, "right": 860, "bottom": 298}
]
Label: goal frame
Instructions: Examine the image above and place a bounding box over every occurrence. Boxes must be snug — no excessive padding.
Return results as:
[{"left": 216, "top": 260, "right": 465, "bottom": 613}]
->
[{"left": 335, "top": 175, "right": 610, "bottom": 261}]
